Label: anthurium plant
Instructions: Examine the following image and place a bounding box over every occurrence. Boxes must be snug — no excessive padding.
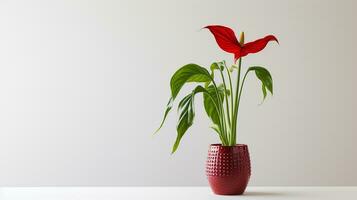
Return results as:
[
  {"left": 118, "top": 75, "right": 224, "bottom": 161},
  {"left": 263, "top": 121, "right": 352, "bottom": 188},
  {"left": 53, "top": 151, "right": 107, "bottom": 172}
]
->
[{"left": 155, "top": 25, "right": 278, "bottom": 153}]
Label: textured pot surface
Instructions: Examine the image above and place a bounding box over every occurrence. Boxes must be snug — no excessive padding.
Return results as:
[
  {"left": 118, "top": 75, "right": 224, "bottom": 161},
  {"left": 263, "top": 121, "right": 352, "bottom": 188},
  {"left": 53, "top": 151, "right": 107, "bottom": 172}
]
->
[{"left": 206, "top": 144, "right": 251, "bottom": 195}]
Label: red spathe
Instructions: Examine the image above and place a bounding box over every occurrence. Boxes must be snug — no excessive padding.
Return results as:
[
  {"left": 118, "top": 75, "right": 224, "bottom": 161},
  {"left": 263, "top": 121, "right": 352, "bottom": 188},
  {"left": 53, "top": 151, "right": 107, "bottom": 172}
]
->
[{"left": 205, "top": 25, "right": 278, "bottom": 62}]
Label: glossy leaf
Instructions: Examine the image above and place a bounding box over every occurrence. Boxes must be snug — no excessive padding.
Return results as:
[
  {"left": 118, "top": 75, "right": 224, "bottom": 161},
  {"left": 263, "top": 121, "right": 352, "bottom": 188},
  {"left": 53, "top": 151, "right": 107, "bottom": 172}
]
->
[
  {"left": 170, "top": 64, "right": 211, "bottom": 100},
  {"left": 262, "top": 84, "right": 267, "bottom": 100},
  {"left": 247, "top": 66, "right": 273, "bottom": 101},
  {"left": 172, "top": 86, "right": 206, "bottom": 153},
  {"left": 204, "top": 70, "right": 215, "bottom": 88},
  {"left": 156, "top": 64, "right": 211, "bottom": 134},
  {"left": 177, "top": 94, "right": 192, "bottom": 111},
  {"left": 154, "top": 97, "right": 173, "bottom": 134},
  {"left": 203, "top": 84, "right": 225, "bottom": 132},
  {"left": 205, "top": 61, "right": 225, "bottom": 87},
  {"left": 210, "top": 61, "right": 225, "bottom": 71}
]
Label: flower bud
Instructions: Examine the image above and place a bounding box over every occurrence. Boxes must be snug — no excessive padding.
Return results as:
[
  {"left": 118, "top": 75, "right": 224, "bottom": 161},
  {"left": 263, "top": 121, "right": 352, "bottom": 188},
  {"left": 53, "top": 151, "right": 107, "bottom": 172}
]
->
[{"left": 239, "top": 32, "right": 245, "bottom": 45}]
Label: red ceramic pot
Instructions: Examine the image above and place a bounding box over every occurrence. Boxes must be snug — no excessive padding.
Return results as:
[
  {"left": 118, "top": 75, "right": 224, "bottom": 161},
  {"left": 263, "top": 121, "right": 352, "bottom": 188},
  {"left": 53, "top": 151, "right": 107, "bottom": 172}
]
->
[{"left": 206, "top": 144, "right": 251, "bottom": 195}]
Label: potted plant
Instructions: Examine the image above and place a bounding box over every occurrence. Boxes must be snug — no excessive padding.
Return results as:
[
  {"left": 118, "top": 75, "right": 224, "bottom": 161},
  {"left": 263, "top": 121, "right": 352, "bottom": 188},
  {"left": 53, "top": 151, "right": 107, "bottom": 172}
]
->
[{"left": 155, "top": 25, "right": 278, "bottom": 195}]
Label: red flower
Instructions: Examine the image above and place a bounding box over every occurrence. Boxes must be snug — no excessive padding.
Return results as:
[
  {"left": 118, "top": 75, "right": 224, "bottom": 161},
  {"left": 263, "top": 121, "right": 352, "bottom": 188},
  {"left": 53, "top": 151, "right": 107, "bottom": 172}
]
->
[{"left": 205, "top": 25, "right": 278, "bottom": 62}]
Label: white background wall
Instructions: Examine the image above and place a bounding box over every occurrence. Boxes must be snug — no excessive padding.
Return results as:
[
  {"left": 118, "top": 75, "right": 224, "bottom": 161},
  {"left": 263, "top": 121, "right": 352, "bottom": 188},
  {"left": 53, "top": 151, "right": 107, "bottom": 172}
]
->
[{"left": 0, "top": 0, "right": 356, "bottom": 186}]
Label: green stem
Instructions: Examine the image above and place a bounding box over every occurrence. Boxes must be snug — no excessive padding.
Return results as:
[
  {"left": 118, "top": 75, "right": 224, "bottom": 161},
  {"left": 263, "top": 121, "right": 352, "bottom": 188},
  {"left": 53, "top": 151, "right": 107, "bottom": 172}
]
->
[
  {"left": 219, "top": 69, "right": 231, "bottom": 138},
  {"left": 232, "top": 58, "right": 242, "bottom": 145},
  {"left": 211, "top": 80, "right": 228, "bottom": 145},
  {"left": 204, "top": 91, "right": 228, "bottom": 145},
  {"left": 235, "top": 70, "right": 249, "bottom": 140},
  {"left": 225, "top": 66, "right": 234, "bottom": 132}
]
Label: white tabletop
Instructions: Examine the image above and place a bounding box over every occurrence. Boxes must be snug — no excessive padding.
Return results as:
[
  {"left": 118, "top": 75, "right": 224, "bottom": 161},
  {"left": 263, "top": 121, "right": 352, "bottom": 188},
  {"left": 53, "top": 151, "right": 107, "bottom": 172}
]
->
[{"left": 0, "top": 187, "right": 356, "bottom": 200}]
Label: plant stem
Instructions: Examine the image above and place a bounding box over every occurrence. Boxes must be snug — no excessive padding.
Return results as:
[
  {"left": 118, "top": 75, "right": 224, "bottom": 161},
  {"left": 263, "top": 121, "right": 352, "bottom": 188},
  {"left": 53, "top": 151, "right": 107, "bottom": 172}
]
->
[
  {"left": 204, "top": 91, "right": 228, "bottom": 145},
  {"left": 232, "top": 58, "right": 242, "bottom": 145},
  {"left": 219, "top": 69, "right": 231, "bottom": 138},
  {"left": 211, "top": 81, "right": 228, "bottom": 145},
  {"left": 234, "top": 70, "right": 249, "bottom": 143},
  {"left": 225, "top": 66, "right": 234, "bottom": 133}
]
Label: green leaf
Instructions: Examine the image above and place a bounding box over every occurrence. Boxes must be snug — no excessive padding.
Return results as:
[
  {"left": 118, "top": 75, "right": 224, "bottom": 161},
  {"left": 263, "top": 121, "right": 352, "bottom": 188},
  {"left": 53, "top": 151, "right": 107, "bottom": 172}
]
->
[
  {"left": 205, "top": 61, "right": 225, "bottom": 87},
  {"left": 225, "top": 88, "right": 231, "bottom": 96},
  {"left": 155, "top": 64, "right": 211, "bottom": 134},
  {"left": 204, "top": 70, "right": 214, "bottom": 88},
  {"left": 262, "top": 84, "right": 267, "bottom": 100},
  {"left": 154, "top": 97, "right": 173, "bottom": 134},
  {"left": 247, "top": 66, "right": 273, "bottom": 101},
  {"left": 172, "top": 85, "right": 206, "bottom": 154},
  {"left": 177, "top": 94, "right": 192, "bottom": 112},
  {"left": 210, "top": 124, "right": 221, "bottom": 134},
  {"left": 203, "top": 84, "right": 225, "bottom": 133},
  {"left": 210, "top": 124, "right": 226, "bottom": 144},
  {"left": 210, "top": 61, "right": 225, "bottom": 71},
  {"left": 170, "top": 64, "right": 211, "bottom": 100}
]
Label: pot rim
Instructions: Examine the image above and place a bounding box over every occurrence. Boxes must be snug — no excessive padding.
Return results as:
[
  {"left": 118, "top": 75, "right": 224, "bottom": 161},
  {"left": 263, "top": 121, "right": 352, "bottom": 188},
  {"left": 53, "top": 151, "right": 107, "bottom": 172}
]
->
[{"left": 210, "top": 143, "right": 248, "bottom": 147}]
